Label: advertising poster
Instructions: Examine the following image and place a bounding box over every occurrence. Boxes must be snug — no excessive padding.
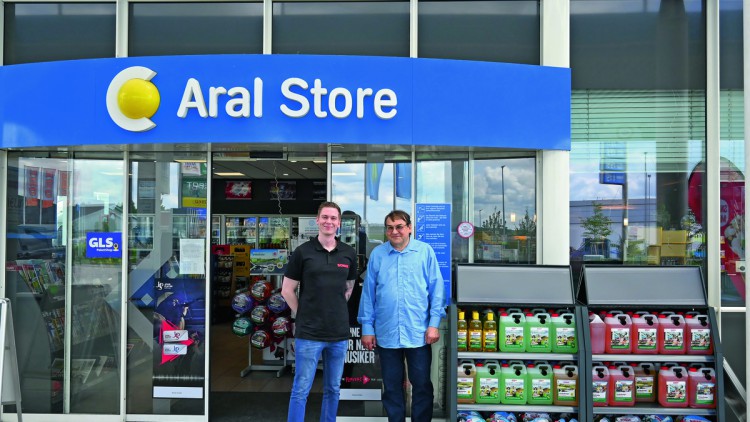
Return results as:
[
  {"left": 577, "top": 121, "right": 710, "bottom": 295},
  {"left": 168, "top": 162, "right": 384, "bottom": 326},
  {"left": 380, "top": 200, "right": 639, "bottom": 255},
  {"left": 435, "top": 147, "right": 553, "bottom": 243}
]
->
[
  {"left": 415, "top": 203, "right": 452, "bottom": 302},
  {"left": 249, "top": 249, "right": 288, "bottom": 274},
  {"left": 225, "top": 181, "right": 252, "bottom": 200},
  {"left": 152, "top": 272, "right": 206, "bottom": 399},
  {"left": 270, "top": 181, "right": 296, "bottom": 200},
  {"left": 340, "top": 325, "right": 383, "bottom": 400},
  {"left": 181, "top": 163, "right": 207, "bottom": 208}
]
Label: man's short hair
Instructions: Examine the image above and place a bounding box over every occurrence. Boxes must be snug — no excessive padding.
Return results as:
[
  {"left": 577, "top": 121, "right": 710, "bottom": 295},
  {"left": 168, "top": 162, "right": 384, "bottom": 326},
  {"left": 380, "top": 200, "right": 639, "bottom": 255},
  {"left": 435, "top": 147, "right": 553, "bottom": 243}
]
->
[
  {"left": 384, "top": 210, "right": 411, "bottom": 226},
  {"left": 318, "top": 201, "right": 342, "bottom": 218}
]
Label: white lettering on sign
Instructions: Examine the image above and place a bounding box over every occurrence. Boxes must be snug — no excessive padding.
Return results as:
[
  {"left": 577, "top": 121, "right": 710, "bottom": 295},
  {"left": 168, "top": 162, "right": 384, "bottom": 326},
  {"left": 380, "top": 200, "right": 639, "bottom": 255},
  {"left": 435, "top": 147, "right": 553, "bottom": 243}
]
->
[
  {"left": 177, "top": 78, "right": 263, "bottom": 118},
  {"left": 280, "top": 78, "right": 397, "bottom": 120},
  {"left": 177, "top": 76, "right": 396, "bottom": 120},
  {"left": 89, "top": 236, "right": 114, "bottom": 248}
]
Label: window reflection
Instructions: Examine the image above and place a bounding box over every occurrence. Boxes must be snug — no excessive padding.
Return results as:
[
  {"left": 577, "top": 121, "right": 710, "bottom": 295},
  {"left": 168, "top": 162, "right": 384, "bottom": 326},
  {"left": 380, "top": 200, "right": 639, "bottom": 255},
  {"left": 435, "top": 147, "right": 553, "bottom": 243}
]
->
[{"left": 473, "top": 157, "right": 536, "bottom": 264}]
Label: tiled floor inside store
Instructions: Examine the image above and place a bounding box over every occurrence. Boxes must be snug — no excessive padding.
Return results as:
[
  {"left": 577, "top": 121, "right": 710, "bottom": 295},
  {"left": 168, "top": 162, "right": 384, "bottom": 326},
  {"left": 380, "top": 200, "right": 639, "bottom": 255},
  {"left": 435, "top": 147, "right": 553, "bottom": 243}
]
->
[{"left": 210, "top": 322, "right": 322, "bottom": 393}]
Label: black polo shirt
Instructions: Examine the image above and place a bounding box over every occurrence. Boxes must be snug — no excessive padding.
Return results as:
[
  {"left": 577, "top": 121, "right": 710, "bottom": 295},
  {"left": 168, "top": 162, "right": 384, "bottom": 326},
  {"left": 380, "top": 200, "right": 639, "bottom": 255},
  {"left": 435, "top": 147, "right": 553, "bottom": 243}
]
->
[{"left": 285, "top": 236, "right": 358, "bottom": 342}]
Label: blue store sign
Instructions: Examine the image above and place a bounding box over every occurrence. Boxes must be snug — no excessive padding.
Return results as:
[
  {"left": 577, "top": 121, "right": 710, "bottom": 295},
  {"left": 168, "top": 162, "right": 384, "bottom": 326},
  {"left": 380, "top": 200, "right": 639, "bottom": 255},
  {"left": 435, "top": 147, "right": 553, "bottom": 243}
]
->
[
  {"left": 0, "top": 55, "right": 570, "bottom": 150},
  {"left": 86, "top": 232, "right": 123, "bottom": 258}
]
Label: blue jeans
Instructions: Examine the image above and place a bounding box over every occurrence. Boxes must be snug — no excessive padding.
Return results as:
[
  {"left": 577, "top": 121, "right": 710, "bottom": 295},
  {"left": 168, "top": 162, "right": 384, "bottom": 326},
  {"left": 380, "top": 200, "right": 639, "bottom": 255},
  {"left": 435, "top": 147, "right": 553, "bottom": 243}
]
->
[
  {"left": 377, "top": 344, "right": 433, "bottom": 422},
  {"left": 288, "top": 338, "right": 348, "bottom": 422}
]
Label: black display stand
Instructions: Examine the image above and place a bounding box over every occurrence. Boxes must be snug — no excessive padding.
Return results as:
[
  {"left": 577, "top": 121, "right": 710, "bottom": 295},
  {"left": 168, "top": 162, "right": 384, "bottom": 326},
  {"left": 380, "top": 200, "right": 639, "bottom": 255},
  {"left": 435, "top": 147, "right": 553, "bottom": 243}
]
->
[
  {"left": 450, "top": 264, "right": 588, "bottom": 421},
  {"left": 581, "top": 265, "right": 724, "bottom": 421}
]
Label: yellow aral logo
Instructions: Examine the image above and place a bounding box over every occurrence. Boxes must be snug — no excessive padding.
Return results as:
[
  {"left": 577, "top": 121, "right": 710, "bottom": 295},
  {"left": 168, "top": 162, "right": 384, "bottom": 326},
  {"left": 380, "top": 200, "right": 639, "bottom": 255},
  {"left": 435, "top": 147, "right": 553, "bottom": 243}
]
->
[{"left": 106, "top": 66, "right": 160, "bottom": 132}]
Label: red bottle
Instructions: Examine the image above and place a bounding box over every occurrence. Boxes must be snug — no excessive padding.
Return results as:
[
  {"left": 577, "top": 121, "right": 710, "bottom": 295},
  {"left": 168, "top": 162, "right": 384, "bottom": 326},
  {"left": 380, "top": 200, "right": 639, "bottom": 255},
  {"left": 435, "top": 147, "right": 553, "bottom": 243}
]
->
[
  {"left": 604, "top": 313, "right": 632, "bottom": 354},
  {"left": 591, "top": 365, "right": 609, "bottom": 407},
  {"left": 658, "top": 314, "right": 686, "bottom": 354},
  {"left": 688, "top": 367, "right": 717, "bottom": 408},
  {"left": 685, "top": 314, "right": 713, "bottom": 355},
  {"left": 631, "top": 313, "right": 659, "bottom": 354},
  {"left": 607, "top": 365, "right": 635, "bottom": 406},
  {"left": 589, "top": 313, "right": 605, "bottom": 354},
  {"left": 658, "top": 366, "right": 689, "bottom": 408}
]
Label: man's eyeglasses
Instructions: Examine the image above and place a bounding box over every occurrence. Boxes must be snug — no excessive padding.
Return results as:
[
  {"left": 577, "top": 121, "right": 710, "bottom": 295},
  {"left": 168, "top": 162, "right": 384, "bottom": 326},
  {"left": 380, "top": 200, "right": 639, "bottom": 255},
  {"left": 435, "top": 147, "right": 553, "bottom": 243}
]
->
[{"left": 386, "top": 224, "right": 408, "bottom": 232}]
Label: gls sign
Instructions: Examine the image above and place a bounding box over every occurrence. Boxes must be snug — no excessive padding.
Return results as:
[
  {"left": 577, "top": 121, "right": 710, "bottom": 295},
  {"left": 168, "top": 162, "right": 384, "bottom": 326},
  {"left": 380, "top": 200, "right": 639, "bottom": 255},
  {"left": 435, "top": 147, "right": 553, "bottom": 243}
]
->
[{"left": 86, "top": 232, "right": 123, "bottom": 258}]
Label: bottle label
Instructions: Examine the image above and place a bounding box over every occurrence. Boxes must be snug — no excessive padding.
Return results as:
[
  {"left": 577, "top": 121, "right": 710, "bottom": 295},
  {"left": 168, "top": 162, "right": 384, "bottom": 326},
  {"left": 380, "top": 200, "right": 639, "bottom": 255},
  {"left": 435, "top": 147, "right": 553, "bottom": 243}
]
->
[
  {"left": 529, "top": 327, "right": 550, "bottom": 348},
  {"left": 663, "top": 328, "right": 684, "bottom": 349},
  {"left": 504, "top": 378, "right": 525, "bottom": 400},
  {"left": 695, "top": 382, "right": 715, "bottom": 404},
  {"left": 457, "top": 376, "right": 473, "bottom": 398},
  {"left": 691, "top": 328, "right": 711, "bottom": 350},
  {"left": 532, "top": 378, "right": 551, "bottom": 399},
  {"left": 556, "top": 327, "right": 576, "bottom": 347},
  {"left": 484, "top": 331, "right": 497, "bottom": 350},
  {"left": 610, "top": 328, "right": 630, "bottom": 349},
  {"left": 635, "top": 376, "right": 654, "bottom": 397},
  {"left": 457, "top": 331, "right": 467, "bottom": 350},
  {"left": 469, "top": 331, "right": 482, "bottom": 350},
  {"left": 665, "top": 380, "right": 687, "bottom": 402},
  {"left": 504, "top": 326, "right": 523, "bottom": 347},
  {"left": 592, "top": 381, "right": 607, "bottom": 402},
  {"left": 636, "top": 328, "right": 657, "bottom": 350},
  {"left": 614, "top": 380, "right": 634, "bottom": 401},
  {"left": 556, "top": 379, "right": 576, "bottom": 401},
  {"left": 478, "top": 377, "right": 499, "bottom": 400}
]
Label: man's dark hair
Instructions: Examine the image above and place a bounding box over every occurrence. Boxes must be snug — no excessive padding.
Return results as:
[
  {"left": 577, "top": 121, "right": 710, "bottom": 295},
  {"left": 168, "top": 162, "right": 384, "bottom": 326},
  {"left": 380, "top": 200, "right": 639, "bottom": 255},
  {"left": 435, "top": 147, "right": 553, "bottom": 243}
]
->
[
  {"left": 384, "top": 210, "right": 411, "bottom": 226},
  {"left": 318, "top": 201, "right": 342, "bottom": 218}
]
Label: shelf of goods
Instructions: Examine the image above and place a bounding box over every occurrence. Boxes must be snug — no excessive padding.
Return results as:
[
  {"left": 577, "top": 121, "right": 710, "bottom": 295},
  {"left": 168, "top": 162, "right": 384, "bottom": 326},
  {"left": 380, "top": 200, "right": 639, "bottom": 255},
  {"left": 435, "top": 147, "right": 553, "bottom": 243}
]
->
[
  {"left": 581, "top": 265, "right": 724, "bottom": 422},
  {"left": 451, "top": 264, "right": 587, "bottom": 422}
]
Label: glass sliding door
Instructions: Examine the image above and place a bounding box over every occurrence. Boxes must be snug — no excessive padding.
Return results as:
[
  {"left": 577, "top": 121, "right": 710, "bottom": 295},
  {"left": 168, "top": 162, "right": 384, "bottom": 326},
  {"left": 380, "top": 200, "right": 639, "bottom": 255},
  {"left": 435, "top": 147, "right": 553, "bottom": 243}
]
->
[
  {"left": 69, "top": 155, "right": 124, "bottom": 413},
  {"left": 3, "top": 152, "right": 123, "bottom": 415},
  {"left": 126, "top": 152, "right": 208, "bottom": 416}
]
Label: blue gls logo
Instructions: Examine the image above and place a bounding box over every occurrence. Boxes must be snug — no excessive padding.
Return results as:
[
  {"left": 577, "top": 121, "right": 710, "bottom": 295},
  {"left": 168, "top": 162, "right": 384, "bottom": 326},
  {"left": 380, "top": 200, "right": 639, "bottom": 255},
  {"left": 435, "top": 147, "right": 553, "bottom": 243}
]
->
[{"left": 86, "top": 232, "right": 122, "bottom": 258}]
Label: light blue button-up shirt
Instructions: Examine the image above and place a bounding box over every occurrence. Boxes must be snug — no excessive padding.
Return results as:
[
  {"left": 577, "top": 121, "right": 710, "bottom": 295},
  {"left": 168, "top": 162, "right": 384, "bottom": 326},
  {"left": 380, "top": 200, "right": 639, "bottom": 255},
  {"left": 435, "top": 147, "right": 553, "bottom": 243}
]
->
[{"left": 357, "top": 237, "right": 446, "bottom": 348}]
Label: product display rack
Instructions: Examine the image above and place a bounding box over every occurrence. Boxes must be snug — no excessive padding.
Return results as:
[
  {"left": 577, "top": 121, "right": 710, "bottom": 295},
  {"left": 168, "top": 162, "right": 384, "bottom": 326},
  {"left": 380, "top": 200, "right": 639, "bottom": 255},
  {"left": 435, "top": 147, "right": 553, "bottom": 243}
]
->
[
  {"left": 580, "top": 265, "right": 724, "bottom": 421},
  {"left": 451, "top": 264, "right": 588, "bottom": 421}
]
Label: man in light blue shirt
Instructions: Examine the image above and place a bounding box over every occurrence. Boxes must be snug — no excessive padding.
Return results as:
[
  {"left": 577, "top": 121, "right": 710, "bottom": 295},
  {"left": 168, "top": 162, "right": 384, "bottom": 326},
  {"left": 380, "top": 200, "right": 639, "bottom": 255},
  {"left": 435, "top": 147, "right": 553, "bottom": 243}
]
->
[{"left": 358, "top": 210, "right": 445, "bottom": 422}]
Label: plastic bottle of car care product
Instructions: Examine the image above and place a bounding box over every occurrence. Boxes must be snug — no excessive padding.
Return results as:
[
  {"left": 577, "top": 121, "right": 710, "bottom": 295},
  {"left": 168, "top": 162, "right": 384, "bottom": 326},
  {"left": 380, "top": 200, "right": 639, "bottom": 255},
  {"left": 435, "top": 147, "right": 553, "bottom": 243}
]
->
[
  {"left": 499, "top": 312, "right": 526, "bottom": 352},
  {"left": 589, "top": 312, "right": 606, "bottom": 354},
  {"left": 468, "top": 311, "right": 483, "bottom": 352},
  {"left": 658, "top": 366, "right": 688, "bottom": 408},
  {"left": 553, "top": 364, "right": 579, "bottom": 406},
  {"left": 633, "top": 362, "right": 657, "bottom": 403},
  {"left": 631, "top": 312, "right": 659, "bottom": 354},
  {"left": 685, "top": 314, "right": 713, "bottom": 355},
  {"left": 525, "top": 312, "right": 552, "bottom": 353},
  {"left": 658, "top": 314, "right": 686, "bottom": 354},
  {"left": 500, "top": 364, "right": 527, "bottom": 405},
  {"left": 605, "top": 313, "right": 633, "bottom": 353},
  {"left": 688, "top": 367, "right": 716, "bottom": 409},
  {"left": 607, "top": 365, "right": 635, "bottom": 406},
  {"left": 552, "top": 312, "right": 578, "bottom": 353},
  {"left": 457, "top": 361, "right": 477, "bottom": 404},
  {"left": 483, "top": 312, "right": 498, "bottom": 352},
  {"left": 457, "top": 311, "right": 468, "bottom": 352},
  {"left": 526, "top": 363, "right": 553, "bottom": 405},
  {"left": 475, "top": 360, "right": 502, "bottom": 404},
  {"left": 591, "top": 365, "right": 610, "bottom": 407}
]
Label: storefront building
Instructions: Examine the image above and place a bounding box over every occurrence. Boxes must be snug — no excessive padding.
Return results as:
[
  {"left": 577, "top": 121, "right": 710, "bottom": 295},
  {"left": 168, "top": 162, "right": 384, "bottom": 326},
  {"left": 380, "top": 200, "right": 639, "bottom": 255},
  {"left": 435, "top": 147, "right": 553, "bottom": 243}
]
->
[{"left": 0, "top": 1, "right": 745, "bottom": 421}]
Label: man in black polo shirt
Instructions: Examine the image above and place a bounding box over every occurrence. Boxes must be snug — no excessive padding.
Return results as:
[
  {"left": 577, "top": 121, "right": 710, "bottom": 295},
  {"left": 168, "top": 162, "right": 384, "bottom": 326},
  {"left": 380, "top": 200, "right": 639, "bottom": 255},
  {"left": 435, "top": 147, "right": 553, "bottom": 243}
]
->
[{"left": 281, "top": 201, "right": 358, "bottom": 422}]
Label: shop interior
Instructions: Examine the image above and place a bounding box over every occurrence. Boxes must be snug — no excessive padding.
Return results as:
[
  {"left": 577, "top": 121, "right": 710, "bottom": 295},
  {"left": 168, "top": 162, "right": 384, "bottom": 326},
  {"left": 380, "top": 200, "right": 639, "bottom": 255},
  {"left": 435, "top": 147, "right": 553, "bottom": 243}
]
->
[{"left": 206, "top": 153, "right": 370, "bottom": 419}]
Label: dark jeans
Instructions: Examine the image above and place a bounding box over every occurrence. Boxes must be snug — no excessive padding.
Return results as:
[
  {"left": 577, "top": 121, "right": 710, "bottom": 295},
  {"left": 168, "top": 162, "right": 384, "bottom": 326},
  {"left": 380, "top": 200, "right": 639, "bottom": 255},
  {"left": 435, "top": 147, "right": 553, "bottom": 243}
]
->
[{"left": 377, "top": 344, "right": 433, "bottom": 422}]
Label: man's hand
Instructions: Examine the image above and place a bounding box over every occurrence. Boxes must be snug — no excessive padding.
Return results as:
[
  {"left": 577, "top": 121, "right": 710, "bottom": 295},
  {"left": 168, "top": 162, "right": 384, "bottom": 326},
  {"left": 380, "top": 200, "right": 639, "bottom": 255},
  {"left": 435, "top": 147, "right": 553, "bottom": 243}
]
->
[
  {"left": 361, "top": 335, "right": 376, "bottom": 350},
  {"left": 425, "top": 327, "right": 440, "bottom": 345}
]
